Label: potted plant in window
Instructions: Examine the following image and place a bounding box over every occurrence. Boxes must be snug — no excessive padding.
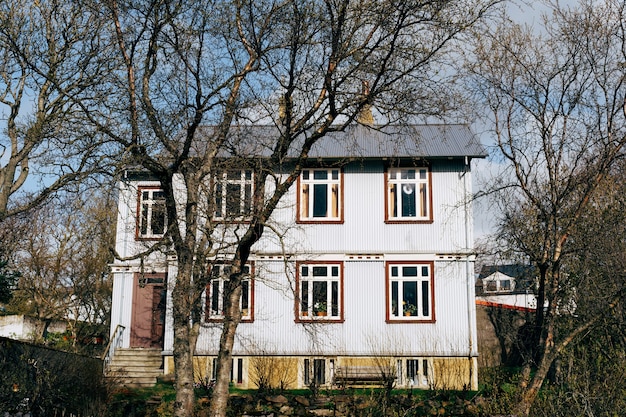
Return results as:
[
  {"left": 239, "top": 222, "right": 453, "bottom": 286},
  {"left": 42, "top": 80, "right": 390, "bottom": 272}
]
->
[
  {"left": 403, "top": 302, "right": 417, "bottom": 316},
  {"left": 314, "top": 302, "right": 327, "bottom": 316}
]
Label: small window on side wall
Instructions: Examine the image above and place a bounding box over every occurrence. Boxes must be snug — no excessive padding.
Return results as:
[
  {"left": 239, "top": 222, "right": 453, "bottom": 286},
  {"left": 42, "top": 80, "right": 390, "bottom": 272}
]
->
[
  {"left": 137, "top": 188, "right": 167, "bottom": 239},
  {"left": 386, "top": 167, "right": 431, "bottom": 222},
  {"left": 298, "top": 169, "right": 343, "bottom": 223}
]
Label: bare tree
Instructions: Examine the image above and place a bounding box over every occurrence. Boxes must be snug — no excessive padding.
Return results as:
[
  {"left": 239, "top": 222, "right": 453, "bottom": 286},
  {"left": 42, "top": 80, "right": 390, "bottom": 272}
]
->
[
  {"left": 85, "top": 0, "right": 502, "bottom": 415},
  {"left": 467, "top": 1, "right": 626, "bottom": 415},
  {"left": 7, "top": 190, "right": 115, "bottom": 351},
  {"left": 0, "top": 0, "right": 115, "bottom": 222}
]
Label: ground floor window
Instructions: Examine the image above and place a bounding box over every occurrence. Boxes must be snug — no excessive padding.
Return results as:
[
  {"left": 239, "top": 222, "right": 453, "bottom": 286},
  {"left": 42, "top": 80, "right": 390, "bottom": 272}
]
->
[
  {"left": 304, "top": 358, "right": 332, "bottom": 386},
  {"left": 205, "top": 263, "right": 253, "bottom": 321},
  {"left": 210, "top": 357, "right": 244, "bottom": 384},
  {"left": 387, "top": 261, "right": 434, "bottom": 322},
  {"left": 297, "top": 262, "right": 343, "bottom": 321},
  {"left": 396, "top": 358, "right": 432, "bottom": 387}
]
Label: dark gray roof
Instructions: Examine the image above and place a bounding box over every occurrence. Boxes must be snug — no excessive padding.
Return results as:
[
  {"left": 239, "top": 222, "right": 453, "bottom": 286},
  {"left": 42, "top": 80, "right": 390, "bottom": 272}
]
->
[
  {"left": 308, "top": 124, "right": 486, "bottom": 159},
  {"left": 199, "top": 124, "right": 487, "bottom": 160}
]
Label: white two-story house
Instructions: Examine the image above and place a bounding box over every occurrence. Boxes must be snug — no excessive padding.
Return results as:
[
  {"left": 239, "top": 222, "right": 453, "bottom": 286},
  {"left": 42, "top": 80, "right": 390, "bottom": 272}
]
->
[{"left": 108, "top": 124, "right": 485, "bottom": 390}]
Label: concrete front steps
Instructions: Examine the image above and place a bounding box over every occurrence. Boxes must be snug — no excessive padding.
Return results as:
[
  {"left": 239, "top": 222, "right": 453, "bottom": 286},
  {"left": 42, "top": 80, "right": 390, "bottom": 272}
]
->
[{"left": 106, "top": 348, "right": 163, "bottom": 388}]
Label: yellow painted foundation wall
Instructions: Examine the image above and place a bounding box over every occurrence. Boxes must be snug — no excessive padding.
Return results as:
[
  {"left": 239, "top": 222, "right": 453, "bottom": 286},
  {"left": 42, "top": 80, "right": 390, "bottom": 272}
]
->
[
  {"left": 163, "top": 355, "right": 478, "bottom": 391},
  {"left": 433, "top": 357, "right": 478, "bottom": 391}
]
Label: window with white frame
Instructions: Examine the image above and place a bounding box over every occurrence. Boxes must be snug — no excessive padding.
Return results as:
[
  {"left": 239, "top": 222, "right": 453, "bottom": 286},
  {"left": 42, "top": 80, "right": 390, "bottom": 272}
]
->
[
  {"left": 388, "top": 262, "right": 433, "bottom": 321},
  {"left": 298, "top": 263, "right": 342, "bottom": 320},
  {"left": 205, "top": 264, "right": 253, "bottom": 321},
  {"left": 397, "top": 358, "right": 432, "bottom": 387},
  {"left": 213, "top": 170, "right": 254, "bottom": 220},
  {"left": 298, "top": 168, "right": 342, "bottom": 222},
  {"left": 386, "top": 167, "right": 431, "bottom": 221},
  {"left": 304, "top": 358, "right": 328, "bottom": 386},
  {"left": 138, "top": 188, "right": 167, "bottom": 239}
]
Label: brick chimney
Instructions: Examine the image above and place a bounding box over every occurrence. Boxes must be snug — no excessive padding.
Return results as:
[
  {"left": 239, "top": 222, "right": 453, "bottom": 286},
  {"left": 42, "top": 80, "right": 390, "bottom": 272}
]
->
[{"left": 357, "top": 81, "right": 374, "bottom": 126}]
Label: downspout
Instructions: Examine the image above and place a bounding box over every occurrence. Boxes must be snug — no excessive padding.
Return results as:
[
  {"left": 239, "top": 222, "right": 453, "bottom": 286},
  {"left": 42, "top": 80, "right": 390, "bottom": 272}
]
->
[{"left": 463, "top": 155, "right": 478, "bottom": 389}]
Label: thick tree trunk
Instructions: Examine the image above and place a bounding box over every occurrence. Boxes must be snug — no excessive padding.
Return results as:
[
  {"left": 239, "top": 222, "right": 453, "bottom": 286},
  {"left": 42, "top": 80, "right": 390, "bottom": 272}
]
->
[
  {"left": 209, "top": 283, "right": 242, "bottom": 417},
  {"left": 173, "top": 259, "right": 197, "bottom": 417}
]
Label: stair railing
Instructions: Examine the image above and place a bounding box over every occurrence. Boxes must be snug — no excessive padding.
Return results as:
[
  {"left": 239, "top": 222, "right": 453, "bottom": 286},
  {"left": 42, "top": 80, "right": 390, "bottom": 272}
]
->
[{"left": 102, "top": 324, "right": 125, "bottom": 374}]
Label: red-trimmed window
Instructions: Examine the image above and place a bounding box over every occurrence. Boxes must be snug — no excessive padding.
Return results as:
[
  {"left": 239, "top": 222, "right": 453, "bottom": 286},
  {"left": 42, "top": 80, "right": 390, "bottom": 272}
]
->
[
  {"left": 137, "top": 187, "right": 167, "bottom": 239},
  {"left": 387, "top": 262, "right": 434, "bottom": 322},
  {"left": 297, "top": 169, "right": 343, "bottom": 223},
  {"left": 386, "top": 167, "right": 432, "bottom": 222},
  {"left": 297, "top": 262, "right": 343, "bottom": 321},
  {"left": 205, "top": 263, "right": 254, "bottom": 322}
]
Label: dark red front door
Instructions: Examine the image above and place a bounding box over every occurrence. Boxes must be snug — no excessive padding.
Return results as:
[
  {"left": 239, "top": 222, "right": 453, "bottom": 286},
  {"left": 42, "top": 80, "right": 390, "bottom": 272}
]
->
[{"left": 130, "top": 273, "right": 166, "bottom": 348}]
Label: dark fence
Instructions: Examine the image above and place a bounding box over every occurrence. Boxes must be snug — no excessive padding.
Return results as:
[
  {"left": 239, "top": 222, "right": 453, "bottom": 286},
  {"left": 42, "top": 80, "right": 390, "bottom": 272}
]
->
[{"left": 0, "top": 336, "right": 108, "bottom": 417}]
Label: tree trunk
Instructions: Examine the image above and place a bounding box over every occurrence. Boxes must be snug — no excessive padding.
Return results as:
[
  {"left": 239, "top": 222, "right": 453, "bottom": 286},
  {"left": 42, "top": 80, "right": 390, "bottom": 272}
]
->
[
  {"left": 209, "top": 284, "right": 242, "bottom": 417},
  {"left": 173, "top": 260, "right": 196, "bottom": 417}
]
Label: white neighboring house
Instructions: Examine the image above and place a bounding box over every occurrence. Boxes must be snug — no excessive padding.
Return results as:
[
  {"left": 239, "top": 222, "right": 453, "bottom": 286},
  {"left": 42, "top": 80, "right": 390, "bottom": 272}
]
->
[
  {"left": 108, "top": 124, "right": 486, "bottom": 390},
  {"left": 476, "top": 265, "right": 537, "bottom": 311}
]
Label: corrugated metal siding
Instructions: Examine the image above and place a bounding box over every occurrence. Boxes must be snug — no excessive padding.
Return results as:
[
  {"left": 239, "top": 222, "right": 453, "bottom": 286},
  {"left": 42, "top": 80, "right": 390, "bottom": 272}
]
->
[
  {"left": 194, "top": 258, "right": 474, "bottom": 357},
  {"left": 253, "top": 159, "right": 471, "bottom": 255}
]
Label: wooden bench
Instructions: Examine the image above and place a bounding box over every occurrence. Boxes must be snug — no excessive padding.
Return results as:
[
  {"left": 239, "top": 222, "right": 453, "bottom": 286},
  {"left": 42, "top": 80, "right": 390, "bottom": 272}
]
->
[{"left": 333, "top": 366, "right": 396, "bottom": 388}]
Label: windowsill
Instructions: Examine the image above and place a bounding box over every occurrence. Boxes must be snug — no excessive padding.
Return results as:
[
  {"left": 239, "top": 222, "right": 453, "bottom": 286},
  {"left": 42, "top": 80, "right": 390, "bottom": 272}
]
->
[
  {"left": 386, "top": 318, "right": 435, "bottom": 324},
  {"left": 296, "top": 219, "right": 344, "bottom": 224},
  {"left": 296, "top": 316, "right": 344, "bottom": 323},
  {"left": 385, "top": 219, "right": 433, "bottom": 224}
]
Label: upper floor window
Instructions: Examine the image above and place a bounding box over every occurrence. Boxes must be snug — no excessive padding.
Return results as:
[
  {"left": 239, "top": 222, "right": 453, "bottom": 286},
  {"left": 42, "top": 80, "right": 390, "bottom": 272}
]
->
[
  {"left": 213, "top": 170, "right": 254, "bottom": 221},
  {"left": 297, "top": 262, "right": 343, "bottom": 321},
  {"left": 387, "top": 262, "right": 434, "bottom": 322},
  {"left": 386, "top": 167, "right": 431, "bottom": 222},
  {"left": 205, "top": 263, "right": 253, "bottom": 322},
  {"left": 298, "top": 169, "right": 343, "bottom": 223},
  {"left": 137, "top": 188, "right": 167, "bottom": 239}
]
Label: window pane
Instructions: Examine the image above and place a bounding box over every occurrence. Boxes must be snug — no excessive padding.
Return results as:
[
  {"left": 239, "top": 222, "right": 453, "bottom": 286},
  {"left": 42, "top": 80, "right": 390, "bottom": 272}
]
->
[
  {"left": 226, "top": 184, "right": 241, "bottom": 216},
  {"left": 312, "top": 266, "right": 327, "bottom": 276},
  {"left": 391, "top": 281, "right": 399, "bottom": 316},
  {"left": 390, "top": 184, "right": 397, "bottom": 217},
  {"left": 313, "top": 184, "right": 328, "bottom": 217},
  {"left": 331, "top": 170, "right": 339, "bottom": 180},
  {"left": 403, "top": 266, "right": 418, "bottom": 277},
  {"left": 313, "top": 170, "right": 328, "bottom": 180},
  {"left": 420, "top": 183, "right": 427, "bottom": 217},
  {"left": 403, "top": 281, "right": 417, "bottom": 316},
  {"left": 401, "top": 184, "right": 416, "bottom": 217},
  {"left": 301, "top": 281, "right": 309, "bottom": 313},
  {"left": 243, "top": 184, "right": 252, "bottom": 214},
  {"left": 140, "top": 205, "right": 149, "bottom": 235},
  {"left": 313, "top": 281, "right": 327, "bottom": 314},
  {"left": 215, "top": 184, "right": 223, "bottom": 217},
  {"left": 331, "top": 281, "right": 338, "bottom": 316},
  {"left": 152, "top": 201, "right": 166, "bottom": 234},
  {"left": 314, "top": 359, "right": 325, "bottom": 384},
  {"left": 301, "top": 184, "right": 309, "bottom": 218},
  {"left": 421, "top": 281, "right": 429, "bottom": 316},
  {"left": 401, "top": 169, "right": 415, "bottom": 180},
  {"left": 241, "top": 281, "right": 249, "bottom": 310},
  {"left": 211, "top": 281, "right": 220, "bottom": 313},
  {"left": 301, "top": 266, "right": 309, "bottom": 277},
  {"left": 304, "top": 359, "right": 310, "bottom": 385}
]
